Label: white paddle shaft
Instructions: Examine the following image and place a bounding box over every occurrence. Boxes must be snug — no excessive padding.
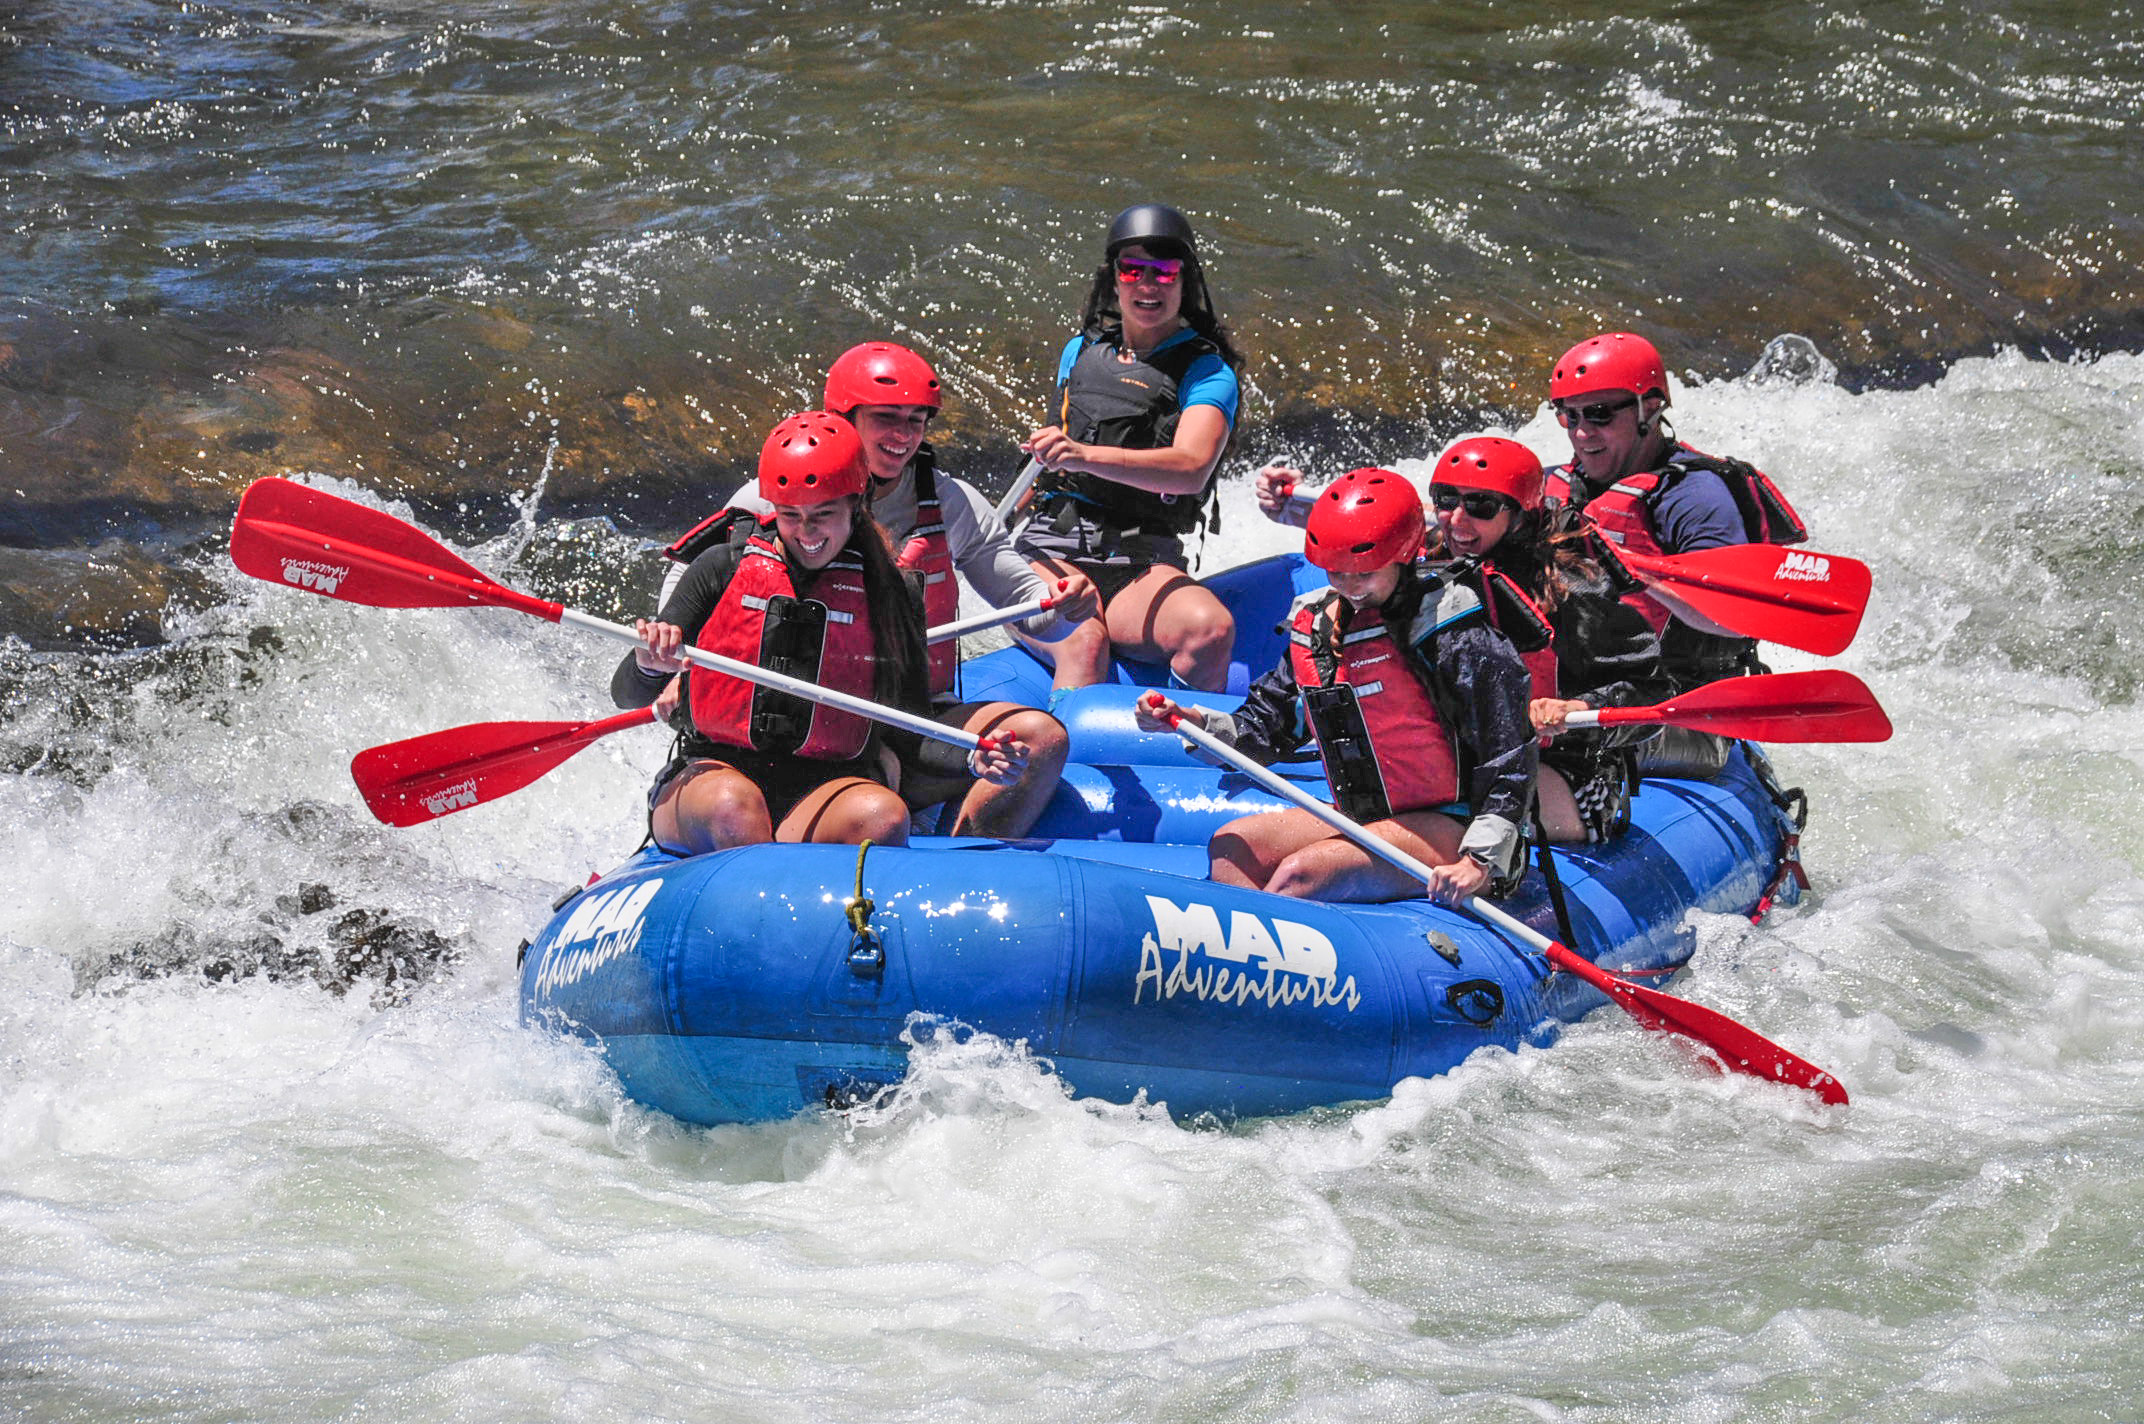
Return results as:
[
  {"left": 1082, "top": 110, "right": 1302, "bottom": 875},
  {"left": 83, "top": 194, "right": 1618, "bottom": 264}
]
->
[
  {"left": 993, "top": 459, "right": 1042, "bottom": 526},
  {"left": 927, "top": 596, "right": 1053, "bottom": 644},
  {"left": 558, "top": 608, "right": 981, "bottom": 752},
  {"left": 1170, "top": 716, "right": 1550, "bottom": 955}
]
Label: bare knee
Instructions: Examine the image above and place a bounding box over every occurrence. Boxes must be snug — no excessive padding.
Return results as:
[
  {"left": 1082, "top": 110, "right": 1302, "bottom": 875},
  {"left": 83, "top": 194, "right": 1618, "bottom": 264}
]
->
[
  {"left": 1040, "top": 620, "right": 1112, "bottom": 687},
  {"left": 672, "top": 776, "right": 771, "bottom": 852},
  {"left": 1057, "top": 620, "right": 1111, "bottom": 665},
  {"left": 1004, "top": 709, "right": 1069, "bottom": 773},
  {"left": 846, "top": 787, "right": 912, "bottom": 846},
  {"left": 1183, "top": 606, "right": 1234, "bottom": 659},
  {"left": 1171, "top": 606, "right": 1235, "bottom": 690},
  {"left": 1263, "top": 852, "right": 1331, "bottom": 900},
  {"left": 1207, "top": 830, "right": 1263, "bottom": 889}
]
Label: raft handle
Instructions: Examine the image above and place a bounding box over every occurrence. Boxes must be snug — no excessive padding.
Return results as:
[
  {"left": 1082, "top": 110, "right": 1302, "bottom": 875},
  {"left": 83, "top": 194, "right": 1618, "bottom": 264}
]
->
[{"left": 844, "top": 839, "right": 886, "bottom": 979}]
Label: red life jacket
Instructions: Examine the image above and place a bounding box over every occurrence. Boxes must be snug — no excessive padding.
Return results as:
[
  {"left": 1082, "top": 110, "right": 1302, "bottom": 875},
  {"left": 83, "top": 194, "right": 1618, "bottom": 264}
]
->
[
  {"left": 893, "top": 461, "right": 959, "bottom": 699},
  {"left": 1470, "top": 559, "right": 1559, "bottom": 703},
  {"left": 1546, "top": 442, "right": 1807, "bottom": 634},
  {"left": 1287, "top": 591, "right": 1462, "bottom": 823},
  {"left": 687, "top": 527, "right": 877, "bottom": 761}
]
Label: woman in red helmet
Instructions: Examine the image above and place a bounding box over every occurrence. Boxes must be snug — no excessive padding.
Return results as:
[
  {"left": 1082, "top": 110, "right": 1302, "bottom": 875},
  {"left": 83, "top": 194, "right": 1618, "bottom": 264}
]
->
[
  {"left": 1423, "top": 437, "right": 1672, "bottom": 844},
  {"left": 1012, "top": 202, "right": 1243, "bottom": 695},
  {"left": 1138, "top": 469, "right": 1535, "bottom": 905},
  {"left": 613, "top": 413, "right": 1019, "bottom": 855},
  {"left": 1543, "top": 331, "right": 1807, "bottom": 776},
  {"left": 693, "top": 342, "right": 1100, "bottom": 837},
  {"left": 1254, "top": 440, "right": 1669, "bottom": 844}
]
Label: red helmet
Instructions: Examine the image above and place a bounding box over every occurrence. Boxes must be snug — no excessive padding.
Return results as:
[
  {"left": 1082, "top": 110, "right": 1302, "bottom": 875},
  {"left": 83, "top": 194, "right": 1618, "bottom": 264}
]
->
[
  {"left": 758, "top": 412, "right": 868, "bottom": 504},
  {"left": 1304, "top": 468, "right": 1424, "bottom": 573},
  {"left": 1433, "top": 436, "right": 1545, "bottom": 513},
  {"left": 823, "top": 342, "right": 942, "bottom": 415},
  {"left": 1549, "top": 331, "right": 1669, "bottom": 405}
]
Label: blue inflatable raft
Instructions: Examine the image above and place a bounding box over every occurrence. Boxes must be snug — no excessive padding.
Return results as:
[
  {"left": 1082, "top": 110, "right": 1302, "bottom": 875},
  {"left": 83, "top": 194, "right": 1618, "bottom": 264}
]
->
[{"left": 518, "top": 550, "right": 1799, "bottom": 1123}]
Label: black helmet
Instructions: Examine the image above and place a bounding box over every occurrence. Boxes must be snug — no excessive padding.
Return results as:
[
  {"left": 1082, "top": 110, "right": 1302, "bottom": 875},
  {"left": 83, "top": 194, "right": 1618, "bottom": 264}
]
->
[{"left": 1105, "top": 203, "right": 1198, "bottom": 261}]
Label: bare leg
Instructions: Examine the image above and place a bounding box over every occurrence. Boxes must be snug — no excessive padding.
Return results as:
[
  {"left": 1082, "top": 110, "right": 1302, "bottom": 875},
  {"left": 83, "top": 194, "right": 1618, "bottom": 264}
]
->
[
  {"left": 650, "top": 761, "right": 775, "bottom": 856},
  {"left": 1210, "top": 804, "right": 1470, "bottom": 902},
  {"left": 777, "top": 775, "right": 912, "bottom": 847},
  {"left": 900, "top": 702, "right": 1070, "bottom": 838},
  {"left": 1011, "top": 555, "right": 1116, "bottom": 691},
  {"left": 1535, "top": 765, "right": 1587, "bottom": 845},
  {"left": 1101, "top": 563, "right": 1235, "bottom": 692}
]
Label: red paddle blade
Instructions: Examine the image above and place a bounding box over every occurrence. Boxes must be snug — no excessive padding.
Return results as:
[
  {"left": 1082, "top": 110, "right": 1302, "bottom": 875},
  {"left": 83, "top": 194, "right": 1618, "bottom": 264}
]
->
[
  {"left": 1542, "top": 941, "right": 1848, "bottom": 1105},
  {"left": 351, "top": 707, "right": 657, "bottom": 826},
  {"left": 1601, "top": 669, "right": 1892, "bottom": 743},
  {"left": 230, "top": 477, "right": 558, "bottom": 619},
  {"left": 1618, "top": 543, "right": 1871, "bottom": 656}
]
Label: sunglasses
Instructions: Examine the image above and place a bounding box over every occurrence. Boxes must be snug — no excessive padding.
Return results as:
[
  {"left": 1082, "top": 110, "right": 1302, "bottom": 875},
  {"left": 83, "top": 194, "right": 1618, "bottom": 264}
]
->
[
  {"left": 1553, "top": 397, "right": 1638, "bottom": 429},
  {"left": 1114, "top": 255, "right": 1184, "bottom": 285},
  {"left": 1431, "top": 488, "right": 1514, "bottom": 519}
]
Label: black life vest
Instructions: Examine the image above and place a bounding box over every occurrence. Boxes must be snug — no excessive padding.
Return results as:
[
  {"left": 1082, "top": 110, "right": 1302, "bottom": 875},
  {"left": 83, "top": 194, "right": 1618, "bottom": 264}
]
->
[
  {"left": 665, "top": 506, "right": 757, "bottom": 567},
  {"left": 1032, "top": 328, "right": 1225, "bottom": 539},
  {"left": 1451, "top": 557, "right": 1559, "bottom": 703}
]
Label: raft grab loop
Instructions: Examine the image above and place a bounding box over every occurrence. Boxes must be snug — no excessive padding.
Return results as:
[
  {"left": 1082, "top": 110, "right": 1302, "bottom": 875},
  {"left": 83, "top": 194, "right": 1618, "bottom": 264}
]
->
[
  {"left": 844, "top": 839, "right": 885, "bottom": 979},
  {"left": 1743, "top": 742, "right": 1811, "bottom": 924}
]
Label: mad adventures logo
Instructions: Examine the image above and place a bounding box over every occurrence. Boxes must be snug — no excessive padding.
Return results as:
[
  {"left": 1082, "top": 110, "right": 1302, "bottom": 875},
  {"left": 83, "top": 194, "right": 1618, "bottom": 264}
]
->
[
  {"left": 531, "top": 877, "right": 665, "bottom": 1000},
  {"left": 1773, "top": 550, "right": 1831, "bottom": 582},
  {"left": 280, "top": 557, "right": 348, "bottom": 593},
  {"left": 421, "top": 779, "right": 480, "bottom": 816},
  {"left": 1134, "top": 894, "right": 1361, "bottom": 1014}
]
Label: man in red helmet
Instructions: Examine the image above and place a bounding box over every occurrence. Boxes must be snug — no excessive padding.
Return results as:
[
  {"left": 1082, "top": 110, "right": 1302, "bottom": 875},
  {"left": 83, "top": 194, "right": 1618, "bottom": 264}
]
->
[
  {"left": 1540, "top": 331, "right": 1807, "bottom": 777},
  {"left": 687, "top": 343, "right": 1100, "bottom": 838}
]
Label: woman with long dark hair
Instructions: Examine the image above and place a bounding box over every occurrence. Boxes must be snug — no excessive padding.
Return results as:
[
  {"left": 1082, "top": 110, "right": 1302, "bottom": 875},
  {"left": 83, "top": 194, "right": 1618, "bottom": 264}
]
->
[
  {"left": 613, "top": 412, "right": 1019, "bottom": 854},
  {"left": 1258, "top": 438, "right": 1669, "bottom": 844},
  {"left": 1012, "top": 203, "right": 1245, "bottom": 694}
]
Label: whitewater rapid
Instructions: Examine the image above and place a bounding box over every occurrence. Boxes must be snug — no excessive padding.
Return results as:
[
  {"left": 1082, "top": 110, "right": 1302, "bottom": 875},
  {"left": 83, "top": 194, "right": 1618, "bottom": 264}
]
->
[{"left": 4, "top": 348, "right": 2142, "bottom": 1421}]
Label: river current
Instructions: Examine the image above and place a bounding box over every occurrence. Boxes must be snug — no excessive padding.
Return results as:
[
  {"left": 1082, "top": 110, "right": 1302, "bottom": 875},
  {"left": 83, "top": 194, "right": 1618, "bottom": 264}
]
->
[
  {"left": 4, "top": 2, "right": 2144, "bottom": 1420},
  {"left": 7, "top": 351, "right": 2143, "bottom": 1420}
]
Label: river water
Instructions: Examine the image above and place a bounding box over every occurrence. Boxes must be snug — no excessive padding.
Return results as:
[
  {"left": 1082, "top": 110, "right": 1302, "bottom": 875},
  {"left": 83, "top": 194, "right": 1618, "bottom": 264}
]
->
[{"left": 5, "top": 2, "right": 2144, "bottom": 1420}]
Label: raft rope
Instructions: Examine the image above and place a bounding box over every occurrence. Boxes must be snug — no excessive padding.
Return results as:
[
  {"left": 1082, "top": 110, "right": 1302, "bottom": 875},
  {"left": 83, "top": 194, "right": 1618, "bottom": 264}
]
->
[
  {"left": 1534, "top": 815, "right": 1584, "bottom": 954},
  {"left": 1742, "top": 741, "right": 1811, "bottom": 924},
  {"left": 844, "top": 838, "right": 886, "bottom": 978}
]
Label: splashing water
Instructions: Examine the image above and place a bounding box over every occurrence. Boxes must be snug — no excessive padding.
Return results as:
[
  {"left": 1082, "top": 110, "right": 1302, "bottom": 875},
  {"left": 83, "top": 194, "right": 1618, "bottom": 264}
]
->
[{"left": 3, "top": 350, "right": 2143, "bottom": 1420}]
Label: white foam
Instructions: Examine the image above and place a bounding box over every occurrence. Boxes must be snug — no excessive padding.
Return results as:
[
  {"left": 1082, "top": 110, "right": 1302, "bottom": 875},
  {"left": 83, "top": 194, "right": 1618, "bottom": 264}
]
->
[{"left": 4, "top": 350, "right": 2143, "bottom": 1418}]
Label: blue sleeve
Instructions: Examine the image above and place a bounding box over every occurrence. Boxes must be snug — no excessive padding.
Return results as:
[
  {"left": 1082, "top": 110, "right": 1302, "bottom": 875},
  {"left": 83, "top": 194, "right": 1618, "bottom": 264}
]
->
[
  {"left": 1652, "top": 469, "right": 1745, "bottom": 554},
  {"left": 1177, "top": 352, "right": 1239, "bottom": 428},
  {"left": 1055, "top": 335, "right": 1084, "bottom": 388}
]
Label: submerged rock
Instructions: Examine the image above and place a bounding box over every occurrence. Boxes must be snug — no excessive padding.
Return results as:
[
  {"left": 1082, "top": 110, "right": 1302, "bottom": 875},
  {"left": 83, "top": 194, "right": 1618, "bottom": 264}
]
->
[{"left": 0, "top": 542, "right": 219, "bottom": 650}]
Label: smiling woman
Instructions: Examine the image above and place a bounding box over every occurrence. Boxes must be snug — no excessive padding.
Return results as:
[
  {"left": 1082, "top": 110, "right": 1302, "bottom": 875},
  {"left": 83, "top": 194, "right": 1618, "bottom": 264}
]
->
[
  {"left": 611, "top": 412, "right": 954, "bottom": 855},
  {"left": 1010, "top": 204, "right": 1248, "bottom": 695}
]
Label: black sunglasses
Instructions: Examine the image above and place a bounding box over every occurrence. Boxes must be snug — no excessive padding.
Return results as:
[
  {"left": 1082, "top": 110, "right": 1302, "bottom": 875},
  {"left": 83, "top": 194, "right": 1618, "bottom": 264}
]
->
[
  {"left": 1430, "top": 488, "right": 1513, "bottom": 519},
  {"left": 1553, "top": 397, "right": 1638, "bottom": 429}
]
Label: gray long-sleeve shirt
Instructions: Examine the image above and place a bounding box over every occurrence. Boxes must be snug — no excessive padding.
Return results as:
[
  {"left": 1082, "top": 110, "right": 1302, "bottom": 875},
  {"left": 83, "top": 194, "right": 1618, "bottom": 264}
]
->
[{"left": 700, "top": 448, "right": 1074, "bottom": 643}]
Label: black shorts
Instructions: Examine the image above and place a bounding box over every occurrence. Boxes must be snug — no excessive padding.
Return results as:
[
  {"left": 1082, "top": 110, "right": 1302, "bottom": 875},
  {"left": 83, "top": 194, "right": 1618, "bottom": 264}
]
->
[
  {"left": 650, "top": 746, "right": 886, "bottom": 830},
  {"left": 1014, "top": 509, "right": 1188, "bottom": 594},
  {"left": 905, "top": 733, "right": 975, "bottom": 784},
  {"left": 1547, "top": 749, "right": 1634, "bottom": 844}
]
